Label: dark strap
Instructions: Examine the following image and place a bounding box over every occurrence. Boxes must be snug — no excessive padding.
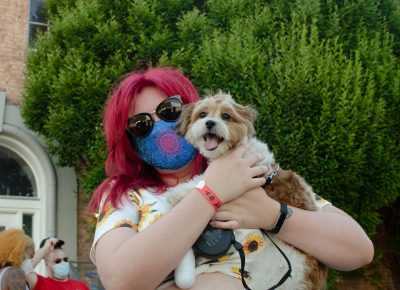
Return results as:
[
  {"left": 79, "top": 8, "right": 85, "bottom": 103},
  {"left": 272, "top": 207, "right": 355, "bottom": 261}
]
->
[
  {"left": 232, "top": 231, "right": 292, "bottom": 290},
  {"left": 268, "top": 203, "right": 288, "bottom": 234},
  {"left": 262, "top": 230, "right": 293, "bottom": 289},
  {"left": 232, "top": 237, "right": 252, "bottom": 290}
]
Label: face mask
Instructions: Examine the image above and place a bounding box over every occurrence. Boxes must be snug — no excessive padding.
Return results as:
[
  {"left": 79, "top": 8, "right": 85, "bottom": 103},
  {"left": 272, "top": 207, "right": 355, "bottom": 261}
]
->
[
  {"left": 52, "top": 262, "right": 69, "bottom": 279},
  {"left": 132, "top": 120, "right": 197, "bottom": 170}
]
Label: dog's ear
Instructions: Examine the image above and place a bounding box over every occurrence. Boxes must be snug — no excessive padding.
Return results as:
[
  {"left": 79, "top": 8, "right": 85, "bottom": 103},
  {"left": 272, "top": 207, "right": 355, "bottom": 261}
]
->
[
  {"left": 233, "top": 102, "right": 258, "bottom": 136},
  {"left": 243, "top": 105, "right": 258, "bottom": 124},
  {"left": 175, "top": 103, "right": 195, "bottom": 137}
]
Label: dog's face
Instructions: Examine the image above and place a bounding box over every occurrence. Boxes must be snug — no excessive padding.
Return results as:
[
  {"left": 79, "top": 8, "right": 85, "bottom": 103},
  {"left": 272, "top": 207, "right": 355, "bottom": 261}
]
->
[{"left": 176, "top": 92, "right": 257, "bottom": 160}]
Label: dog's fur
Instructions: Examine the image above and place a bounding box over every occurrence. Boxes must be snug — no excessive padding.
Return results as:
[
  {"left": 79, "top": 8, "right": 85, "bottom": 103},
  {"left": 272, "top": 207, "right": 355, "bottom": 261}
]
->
[{"left": 168, "top": 92, "right": 328, "bottom": 289}]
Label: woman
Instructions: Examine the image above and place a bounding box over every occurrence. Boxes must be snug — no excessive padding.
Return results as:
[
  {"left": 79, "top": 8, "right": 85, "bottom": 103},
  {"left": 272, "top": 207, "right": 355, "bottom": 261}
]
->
[
  {"left": 0, "top": 229, "right": 34, "bottom": 290},
  {"left": 89, "top": 67, "right": 373, "bottom": 290}
]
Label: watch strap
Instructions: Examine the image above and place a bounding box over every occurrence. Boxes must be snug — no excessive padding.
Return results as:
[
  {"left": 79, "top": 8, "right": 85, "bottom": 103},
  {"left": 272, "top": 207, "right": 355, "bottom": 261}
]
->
[{"left": 268, "top": 203, "right": 288, "bottom": 234}]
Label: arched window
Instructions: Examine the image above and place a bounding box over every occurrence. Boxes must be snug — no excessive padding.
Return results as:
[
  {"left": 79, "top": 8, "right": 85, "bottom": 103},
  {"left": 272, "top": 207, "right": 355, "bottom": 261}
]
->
[{"left": 0, "top": 146, "right": 36, "bottom": 197}]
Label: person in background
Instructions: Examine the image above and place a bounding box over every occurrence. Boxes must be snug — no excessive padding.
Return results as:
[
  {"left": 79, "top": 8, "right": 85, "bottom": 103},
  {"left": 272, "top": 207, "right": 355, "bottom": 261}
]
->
[
  {"left": 88, "top": 67, "right": 373, "bottom": 290},
  {"left": 24, "top": 237, "right": 89, "bottom": 290},
  {"left": 0, "top": 228, "right": 33, "bottom": 290}
]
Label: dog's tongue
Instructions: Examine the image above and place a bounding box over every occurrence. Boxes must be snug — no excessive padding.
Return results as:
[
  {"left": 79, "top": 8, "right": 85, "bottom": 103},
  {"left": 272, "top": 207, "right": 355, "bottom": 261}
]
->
[{"left": 204, "top": 134, "right": 219, "bottom": 150}]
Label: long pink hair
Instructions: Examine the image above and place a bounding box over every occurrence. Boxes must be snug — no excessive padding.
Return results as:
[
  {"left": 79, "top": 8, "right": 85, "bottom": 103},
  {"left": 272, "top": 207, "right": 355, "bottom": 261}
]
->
[{"left": 88, "top": 67, "right": 207, "bottom": 212}]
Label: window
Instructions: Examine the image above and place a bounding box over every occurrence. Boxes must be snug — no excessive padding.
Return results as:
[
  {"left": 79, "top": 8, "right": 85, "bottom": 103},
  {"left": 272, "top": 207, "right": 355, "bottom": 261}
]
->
[
  {"left": 0, "top": 146, "right": 36, "bottom": 197},
  {"left": 29, "top": 0, "right": 48, "bottom": 47},
  {"left": 23, "top": 214, "right": 34, "bottom": 238}
]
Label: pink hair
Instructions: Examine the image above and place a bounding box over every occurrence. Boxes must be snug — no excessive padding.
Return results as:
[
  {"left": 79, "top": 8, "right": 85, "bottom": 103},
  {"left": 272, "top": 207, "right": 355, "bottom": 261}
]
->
[{"left": 88, "top": 67, "right": 207, "bottom": 212}]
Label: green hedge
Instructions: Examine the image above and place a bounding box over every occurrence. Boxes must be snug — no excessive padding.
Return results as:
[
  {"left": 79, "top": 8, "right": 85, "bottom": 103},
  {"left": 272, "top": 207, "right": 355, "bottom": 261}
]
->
[{"left": 22, "top": 0, "right": 400, "bottom": 286}]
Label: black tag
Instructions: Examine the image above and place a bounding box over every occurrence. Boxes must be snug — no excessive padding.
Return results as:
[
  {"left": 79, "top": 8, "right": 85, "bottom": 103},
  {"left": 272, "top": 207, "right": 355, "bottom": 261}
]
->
[{"left": 194, "top": 224, "right": 234, "bottom": 259}]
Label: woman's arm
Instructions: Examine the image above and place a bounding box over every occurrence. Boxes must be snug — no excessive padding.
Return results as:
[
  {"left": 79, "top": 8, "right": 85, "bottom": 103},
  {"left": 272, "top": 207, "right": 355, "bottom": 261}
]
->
[
  {"left": 211, "top": 187, "right": 374, "bottom": 271},
  {"left": 276, "top": 204, "right": 374, "bottom": 270},
  {"left": 95, "top": 145, "right": 268, "bottom": 290},
  {"left": 24, "top": 237, "right": 59, "bottom": 289}
]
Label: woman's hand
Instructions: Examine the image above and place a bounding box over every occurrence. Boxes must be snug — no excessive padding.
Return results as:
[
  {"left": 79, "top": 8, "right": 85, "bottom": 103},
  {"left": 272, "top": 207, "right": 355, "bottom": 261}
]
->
[
  {"left": 203, "top": 145, "right": 269, "bottom": 203},
  {"left": 210, "top": 187, "right": 280, "bottom": 230}
]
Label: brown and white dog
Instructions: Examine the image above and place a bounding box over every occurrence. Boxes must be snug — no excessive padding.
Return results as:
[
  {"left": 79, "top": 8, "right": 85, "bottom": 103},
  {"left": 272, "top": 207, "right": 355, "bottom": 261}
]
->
[{"left": 167, "top": 92, "right": 328, "bottom": 290}]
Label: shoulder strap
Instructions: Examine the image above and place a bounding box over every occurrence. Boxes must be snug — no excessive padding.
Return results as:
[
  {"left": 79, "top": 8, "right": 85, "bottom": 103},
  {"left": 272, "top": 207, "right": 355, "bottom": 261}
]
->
[{"left": 232, "top": 231, "right": 292, "bottom": 290}]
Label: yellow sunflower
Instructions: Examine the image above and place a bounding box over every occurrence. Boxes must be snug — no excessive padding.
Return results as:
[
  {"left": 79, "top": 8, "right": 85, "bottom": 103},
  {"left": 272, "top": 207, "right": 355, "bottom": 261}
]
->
[
  {"left": 231, "top": 266, "right": 250, "bottom": 278},
  {"left": 150, "top": 213, "right": 163, "bottom": 224},
  {"left": 128, "top": 191, "right": 140, "bottom": 206},
  {"left": 138, "top": 201, "right": 157, "bottom": 229},
  {"left": 96, "top": 202, "right": 114, "bottom": 226},
  {"left": 243, "top": 233, "right": 264, "bottom": 254},
  {"left": 201, "top": 252, "right": 234, "bottom": 265},
  {"left": 136, "top": 188, "right": 144, "bottom": 197},
  {"left": 114, "top": 220, "right": 138, "bottom": 231}
]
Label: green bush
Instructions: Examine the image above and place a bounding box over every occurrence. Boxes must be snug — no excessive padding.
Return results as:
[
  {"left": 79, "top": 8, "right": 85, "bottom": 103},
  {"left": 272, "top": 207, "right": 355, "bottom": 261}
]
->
[{"left": 22, "top": 0, "right": 400, "bottom": 286}]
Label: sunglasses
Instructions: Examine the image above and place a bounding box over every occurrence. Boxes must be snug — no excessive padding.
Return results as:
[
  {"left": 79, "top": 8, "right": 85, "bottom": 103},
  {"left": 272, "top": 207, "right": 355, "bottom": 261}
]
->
[
  {"left": 126, "top": 95, "right": 183, "bottom": 138},
  {"left": 54, "top": 257, "right": 69, "bottom": 264}
]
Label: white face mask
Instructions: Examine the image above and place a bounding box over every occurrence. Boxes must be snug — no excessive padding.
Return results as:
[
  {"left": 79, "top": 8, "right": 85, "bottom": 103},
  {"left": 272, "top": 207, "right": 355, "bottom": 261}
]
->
[{"left": 52, "top": 262, "right": 69, "bottom": 279}]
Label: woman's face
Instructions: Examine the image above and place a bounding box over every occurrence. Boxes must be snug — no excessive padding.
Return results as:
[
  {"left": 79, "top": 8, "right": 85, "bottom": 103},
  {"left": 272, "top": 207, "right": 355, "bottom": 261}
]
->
[
  {"left": 130, "top": 87, "right": 168, "bottom": 120},
  {"left": 127, "top": 86, "right": 198, "bottom": 174}
]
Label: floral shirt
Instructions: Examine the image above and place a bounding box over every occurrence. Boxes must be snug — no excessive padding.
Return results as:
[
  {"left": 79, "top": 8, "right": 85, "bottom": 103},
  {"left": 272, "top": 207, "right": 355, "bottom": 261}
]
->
[
  {"left": 90, "top": 187, "right": 171, "bottom": 263},
  {"left": 91, "top": 188, "right": 331, "bottom": 289}
]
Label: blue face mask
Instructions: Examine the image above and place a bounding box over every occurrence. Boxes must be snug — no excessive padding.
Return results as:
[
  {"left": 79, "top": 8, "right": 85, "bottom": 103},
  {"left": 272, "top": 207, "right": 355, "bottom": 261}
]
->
[
  {"left": 52, "top": 262, "right": 69, "bottom": 279},
  {"left": 132, "top": 120, "right": 197, "bottom": 170}
]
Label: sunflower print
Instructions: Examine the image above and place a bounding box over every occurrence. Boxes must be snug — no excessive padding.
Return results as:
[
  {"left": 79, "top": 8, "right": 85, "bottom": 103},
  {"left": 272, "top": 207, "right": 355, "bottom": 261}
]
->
[
  {"left": 231, "top": 266, "right": 250, "bottom": 279},
  {"left": 201, "top": 252, "right": 234, "bottom": 265},
  {"left": 96, "top": 202, "right": 115, "bottom": 226},
  {"left": 243, "top": 233, "right": 264, "bottom": 254},
  {"left": 149, "top": 213, "right": 162, "bottom": 224},
  {"left": 114, "top": 220, "right": 138, "bottom": 231},
  {"left": 136, "top": 188, "right": 145, "bottom": 197},
  {"left": 128, "top": 191, "right": 140, "bottom": 206},
  {"left": 138, "top": 201, "right": 158, "bottom": 230}
]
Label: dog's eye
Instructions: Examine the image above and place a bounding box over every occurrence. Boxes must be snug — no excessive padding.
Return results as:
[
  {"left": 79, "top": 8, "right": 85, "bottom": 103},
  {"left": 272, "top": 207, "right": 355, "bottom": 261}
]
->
[
  {"left": 199, "top": 112, "right": 207, "bottom": 118},
  {"left": 221, "top": 113, "right": 231, "bottom": 121}
]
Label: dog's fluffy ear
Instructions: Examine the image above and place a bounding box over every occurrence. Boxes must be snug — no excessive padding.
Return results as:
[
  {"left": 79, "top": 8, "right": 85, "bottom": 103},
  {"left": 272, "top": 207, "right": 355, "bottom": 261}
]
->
[
  {"left": 175, "top": 103, "right": 195, "bottom": 137},
  {"left": 244, "top": 105, "right": 258, "bottom": 124},
  {"left": 233, "top": 102, "right": 258, "bottom": 135}
]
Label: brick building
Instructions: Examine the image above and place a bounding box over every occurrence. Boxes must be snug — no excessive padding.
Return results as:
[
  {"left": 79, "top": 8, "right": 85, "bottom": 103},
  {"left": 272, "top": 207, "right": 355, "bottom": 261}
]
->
[{"left": 0, "top": 0, "right": 78, "bottom": 274}]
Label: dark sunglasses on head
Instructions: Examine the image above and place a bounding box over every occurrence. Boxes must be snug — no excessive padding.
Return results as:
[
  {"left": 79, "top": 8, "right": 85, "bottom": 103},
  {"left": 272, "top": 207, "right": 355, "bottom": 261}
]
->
[
  {"left": 54, "top": 257, "right": 68, "bottom": 264},
  {"left": 126, "top": 95, "right": 183, "bottom": 138}
]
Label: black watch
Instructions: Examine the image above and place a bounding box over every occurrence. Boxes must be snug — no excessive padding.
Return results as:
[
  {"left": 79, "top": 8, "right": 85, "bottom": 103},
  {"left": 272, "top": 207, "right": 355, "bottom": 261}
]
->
[{"left": 268, "top": 203, "right": 291, "bottom": 234}]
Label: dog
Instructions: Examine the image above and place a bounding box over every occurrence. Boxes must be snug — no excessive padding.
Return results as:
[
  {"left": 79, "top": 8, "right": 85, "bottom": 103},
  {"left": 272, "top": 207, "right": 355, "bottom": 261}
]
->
[{"left": 167, "top": 92, "right": 328, "bottom": 290}]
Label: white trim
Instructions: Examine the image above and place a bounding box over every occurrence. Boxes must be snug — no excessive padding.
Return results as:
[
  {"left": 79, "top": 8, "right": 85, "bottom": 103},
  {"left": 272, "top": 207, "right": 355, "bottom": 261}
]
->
[{"left": 0, "top": 123, "right": 56, "bottom": 238}]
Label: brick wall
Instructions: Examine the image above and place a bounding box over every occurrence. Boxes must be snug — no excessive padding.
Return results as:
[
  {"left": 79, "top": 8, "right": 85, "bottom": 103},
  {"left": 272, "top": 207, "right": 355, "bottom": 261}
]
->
[{"left": 0, "top": 0, "right": 29, "bottom": 105}]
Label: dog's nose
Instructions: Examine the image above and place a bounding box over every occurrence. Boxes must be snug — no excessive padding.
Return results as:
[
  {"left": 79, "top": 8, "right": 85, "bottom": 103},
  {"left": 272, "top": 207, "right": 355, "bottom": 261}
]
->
[{"left": 206, "top": 120, "right": 216, "bottom": 130}]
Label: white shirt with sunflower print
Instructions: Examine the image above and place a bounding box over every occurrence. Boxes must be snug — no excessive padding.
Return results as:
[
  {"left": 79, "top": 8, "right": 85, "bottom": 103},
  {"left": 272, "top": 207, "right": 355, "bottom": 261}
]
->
[{"left": 91, "top": 187, "right": 331, "bottom": 289}]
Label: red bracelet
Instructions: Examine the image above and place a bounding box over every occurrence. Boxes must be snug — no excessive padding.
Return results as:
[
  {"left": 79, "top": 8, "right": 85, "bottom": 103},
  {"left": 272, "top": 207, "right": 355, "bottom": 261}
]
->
[{"left": 195, "top": 180, "right": 222, "bottom": 212}]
